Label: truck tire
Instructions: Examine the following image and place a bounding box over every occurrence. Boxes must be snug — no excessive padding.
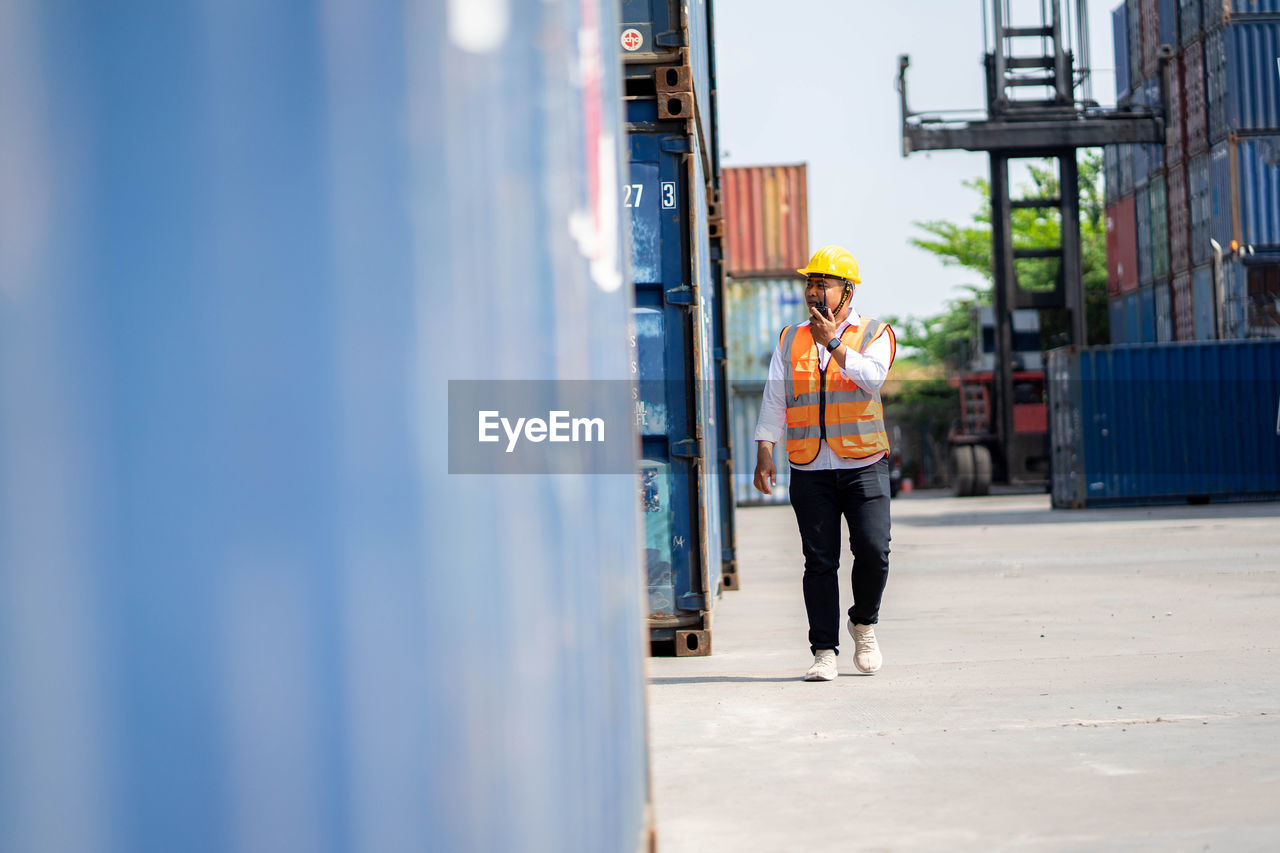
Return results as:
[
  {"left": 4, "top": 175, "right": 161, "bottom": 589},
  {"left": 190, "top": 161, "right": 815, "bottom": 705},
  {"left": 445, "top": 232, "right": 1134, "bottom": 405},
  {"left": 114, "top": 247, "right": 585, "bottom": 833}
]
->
[
  {"left": 971, "top": 444, "right": 992, "bottom": 496},
  {"left": 951, "top": 445, "right": 975, "bottom": 497}
]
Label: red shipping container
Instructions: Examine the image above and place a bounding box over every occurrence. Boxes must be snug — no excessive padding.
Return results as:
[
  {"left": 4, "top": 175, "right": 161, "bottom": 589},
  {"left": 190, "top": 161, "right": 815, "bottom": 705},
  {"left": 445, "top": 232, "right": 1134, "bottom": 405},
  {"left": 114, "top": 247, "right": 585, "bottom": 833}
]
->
[
  {"left": 1172, "top": 269, "right": 1195, "bottom": 340},
  {"left": 722, "top": 164, "right": 809, "bottom": 278},
  {"left": 1166, "top": 160, "right": 1191, "bottom": 274},
  {"left": 1141, "top": 0, "right": 1161, "bottom": 79},
  {"left": 1184, "top": 41, "right": 1208, "bottom": 157},
  {"left": 1165, "top": 55, "right": 1186, "bottom": 166},
  {"left": 1107, "top": 196, "right": 1141, "bottom": 295}
]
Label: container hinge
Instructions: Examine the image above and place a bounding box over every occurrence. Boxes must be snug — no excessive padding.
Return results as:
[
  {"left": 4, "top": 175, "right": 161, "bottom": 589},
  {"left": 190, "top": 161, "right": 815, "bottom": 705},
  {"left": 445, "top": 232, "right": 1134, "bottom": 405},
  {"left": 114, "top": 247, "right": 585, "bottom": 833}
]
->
[
  {"left": 660, "top": 135, "right": 690, "bottom": 154},
  {"left": 665, "top": 286, "right": 694, "bottom": 305},
  {"left": 654, "top": 29, "right": 683, "bottom": 48},
  {"left": 677, "top": 593, "right": 705, "bottom": 611},
  {"left": 671, "top": 438, "right": 701, "bottom": 459}
]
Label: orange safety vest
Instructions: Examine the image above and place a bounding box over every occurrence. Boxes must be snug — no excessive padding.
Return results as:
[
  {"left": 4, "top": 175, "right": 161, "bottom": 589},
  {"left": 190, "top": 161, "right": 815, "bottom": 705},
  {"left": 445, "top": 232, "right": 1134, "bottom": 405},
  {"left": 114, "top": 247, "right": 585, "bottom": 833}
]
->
[{"left": 780, "top": 319, "right": 896, "bottom": 465}]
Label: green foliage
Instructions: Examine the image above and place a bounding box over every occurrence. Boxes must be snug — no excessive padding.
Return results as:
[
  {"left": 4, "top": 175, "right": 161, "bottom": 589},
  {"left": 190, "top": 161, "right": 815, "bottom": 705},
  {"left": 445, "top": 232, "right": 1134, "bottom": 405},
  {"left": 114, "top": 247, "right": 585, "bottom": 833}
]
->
[{"left": 901, "top": 150, "right": 1110, "bottom": 361}]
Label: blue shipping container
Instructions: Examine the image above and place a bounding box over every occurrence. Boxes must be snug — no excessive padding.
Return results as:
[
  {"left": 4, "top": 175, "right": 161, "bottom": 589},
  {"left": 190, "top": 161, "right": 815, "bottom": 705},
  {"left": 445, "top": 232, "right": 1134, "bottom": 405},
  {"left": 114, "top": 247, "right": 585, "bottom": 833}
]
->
[
  {"left": 1137, "top": 184, "right": 1153, "bottom": 282},
  {"left": 731, "top": 389, "right": 793, "bottom": 506},
  {"left": 1181, "top": 0, "right": 1204, "bottom": 46},
  {"left": 1110, "top": 295, "right": 1129, "bottom": 344},
  {"left": 1193, "top": 263, "right": 1218, "bottom": 338},
  {"left": 1211, "top": 135, "right": 1280, "bottom": 250},
  {"left": 1189, "top": 152, "right": 1213, "bottom": 265},
  {"left": 1205, "top": 20, "right": 1280, "bottom": 141},
  {"left": 621, "top": 0, "right": 715, "bottom": 149},
  {"left": 1155, "top": 281, "right": 1175, "bottom": 341},
  {"left": 629, "top": 127, "right": 726, "bottom": 642},
  {"left": 1159, "top": 0, "right": 1180, "bottom": 47},
  {"left": 1126, "top": 290, "right": 1143, "bottom": 341},
  {"left": 1049, "top": 341, "right": 1280, "bottom": 507},
  {"left": 0, "top": 1, "right": 650, "bottom": 852},
  {"left": 1139, "top": 284, "right": 1158, "bottom": 341},
  {"left": 1115, "top": 2, "right": 1133, "bottom": 97}
]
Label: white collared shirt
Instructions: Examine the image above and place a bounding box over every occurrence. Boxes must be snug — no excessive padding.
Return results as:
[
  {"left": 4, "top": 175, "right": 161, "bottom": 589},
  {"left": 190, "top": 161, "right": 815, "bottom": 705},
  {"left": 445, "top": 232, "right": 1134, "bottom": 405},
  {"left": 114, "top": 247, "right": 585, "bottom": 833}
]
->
[{"left": 753, "top": 311, "right": 894, "bottom": 471}]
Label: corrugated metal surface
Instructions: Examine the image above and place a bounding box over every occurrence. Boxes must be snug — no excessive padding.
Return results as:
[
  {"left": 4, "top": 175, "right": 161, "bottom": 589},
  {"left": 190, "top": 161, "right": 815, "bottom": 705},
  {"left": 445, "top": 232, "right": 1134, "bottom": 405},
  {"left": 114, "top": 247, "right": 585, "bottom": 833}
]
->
[
  {"left": 722, "top": 165, "right": 809, "bottom": 278},
  {"left": 1150, "top": 174, "right": 1171, "bottom": 280},
  {"left": 1189, "top": 152, "right": 1214, "bottom": 264},
  {"left": 1142, "top": 0, "right": 1163, "bottom": 77},
  {"left": 630, "top": 127, "right": 727, "bottom": 632},
  {"left": 1155, "top": 281, "right": 1175, "bottom": 340},
  {"left": 1129, "top": 0, "right": 1146, "bottom": 90},
  {"left": 1166, "top": 53, "right": 1187, "bottom": 165},
  {"left": 1193, "top": 263, "right": 1218, "bottom": 337},
  {"left": 1206, "top": 20, "right": 1280, "bottom": 142},
  {"left": 730, "top": 389, "right": 792, "bottom": 506},
  {"left": 1110, "top": 295, "right": 1128, "bottom": 344},
  {"left": 0, "top": 2, "right": 650, "bottom": 851},
  {"left": 1139, "top": 284, "right": 1159, "bottom": 340},
  {"left": 1181, "top": 0, "right": 1205, "bottom": 46},
  {"left": 1184, "top": 40, "right": 1209, "bottom": 156},
  {"left": 1145, "top": 76, "right": 1166, "bottom": 178},
  {"left": 1107, "top": 196, "right": 1141, "bottom": 294},
  {"left": 1208, "top": 0, "right": 1280, "bottom": 23},
  {"left": 1126, "top": 290, "right": 1143, "bottom": 341},
  {"left": 1168, "top": 160, "right": 1192, "bottom": 272},
  {"left": 621, "top": 0, "right": 714, "bottom": 152},
  {"left": 726, "top": 277, "right": 806, "bottom": 381},
  {"left": 1115, "top": 3, "right": 1134, "bottom": 97},
  {"left": 1159, "top": 0, "right": 1180, "bottom": 46},
  {"left": 1221, "top": 256, "right": 1249, "bottom": 336},
  {"left": 1174, "top": 269, "right": 1197, "bottom": 338},
  {"left": 1211, "top": 134, "right": 1280, "bottom": 250},
  {"left": 1120, "top": 143, "right": 1137, "bottom": 195},
  {"left": 1048, "top": 341, "right": 1280, "bottom": 508},
  {"left": 1137, "top": 183, "right": 1154, "bottom": 282}
]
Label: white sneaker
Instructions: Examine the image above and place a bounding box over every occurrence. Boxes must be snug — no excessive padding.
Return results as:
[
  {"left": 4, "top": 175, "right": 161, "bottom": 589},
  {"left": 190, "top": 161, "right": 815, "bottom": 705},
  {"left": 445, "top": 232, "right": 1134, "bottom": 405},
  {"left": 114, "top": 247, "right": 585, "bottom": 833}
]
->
[
  {"left": 804, "top": 649, "right": 838, "bottom": 681},
  {"left": 848, "top": 621, "right": 882, "bottom": 674}
]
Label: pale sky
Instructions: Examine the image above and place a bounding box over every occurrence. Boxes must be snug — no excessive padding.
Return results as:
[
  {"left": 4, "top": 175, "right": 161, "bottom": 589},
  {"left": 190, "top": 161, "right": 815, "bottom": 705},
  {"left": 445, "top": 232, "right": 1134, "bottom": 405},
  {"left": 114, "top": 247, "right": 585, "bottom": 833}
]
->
[{"left": 715, "top": 0, "right": 1118, "bottom": 321}]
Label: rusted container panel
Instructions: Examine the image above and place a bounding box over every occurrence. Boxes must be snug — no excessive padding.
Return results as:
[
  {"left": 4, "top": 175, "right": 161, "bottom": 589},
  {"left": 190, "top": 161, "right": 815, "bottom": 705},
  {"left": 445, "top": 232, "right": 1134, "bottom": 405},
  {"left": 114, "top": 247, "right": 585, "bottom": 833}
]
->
[
  {"left": 722, "top": 164, "right": 809, "bottom": 278},
  {"left": 1173, "top": 268, "right": 1196, "bottom": 338},
  {"left": 1168, "top": 160, "right": 1192, "bottom": 274},
  {"left": 1128, "top": 0, "right": 1145, "bottom": 91},
  {"left": 1181, "top": 0, "right": 1204, "bottom": 47},
  {"left": 1184, "top": 40, "right": 1208, "bottom": 156},
  {"left": 1141, "top": 0, "right": 1162, "bottom": 78},
  {"left": 1189, "top": 151, "right": 1213, "bottom": 265},
  {"left": 1107, "top": 196, "right": 1141, "bottom": 294},
  {"left": 1166, "top": 54, "right": 1186, "bottom": 166}
]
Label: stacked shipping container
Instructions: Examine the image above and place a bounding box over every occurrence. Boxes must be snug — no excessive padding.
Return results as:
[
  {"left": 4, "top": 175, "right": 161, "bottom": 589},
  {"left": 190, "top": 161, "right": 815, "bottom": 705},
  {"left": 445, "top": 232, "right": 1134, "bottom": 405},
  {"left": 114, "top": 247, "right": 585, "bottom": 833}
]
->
[
  {"left": 721, "top": 165, "right": 810, "bottom": 506},
  {"left": 622, "top": 0, "right": 738, "bottom": 651},
  {"left": 1107, "top": 0, "right": 1280, "bottom": 342}
]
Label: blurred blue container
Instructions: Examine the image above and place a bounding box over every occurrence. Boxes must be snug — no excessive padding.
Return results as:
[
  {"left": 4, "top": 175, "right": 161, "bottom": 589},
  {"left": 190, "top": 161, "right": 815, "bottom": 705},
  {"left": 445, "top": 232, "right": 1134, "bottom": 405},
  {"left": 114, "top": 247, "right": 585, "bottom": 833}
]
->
[
  {"left": 1159, "top": 0, "right": 1180, "bottom": 46},
  {"left": 731, "top": 388, "right": 794, "bottom": 506},
  {"left": 1193, "top": 263, "right": 1219, "bottom": 337},
  {"left": 1110, "top": 295, "right": 1129, "bottom": 344},
  {"left": 1210, "top": 135, "right": 1280, "bottom": 251},
  {"left": 629, "top": 127, "right": 727, "bottom": 646},
  {"left": 1115, "top": 2, "right": 1133, "bottom": 98},
  {"left": 1126, "top": 291, "right": 1143, "bottom": 341},
  {"left": 1155, "top": 281, "right": 1175, "bottom": 341},
  {"left": 1205, "top": 20, "right": 1280, "bottom": 142},
  {"left": 1139, "top": 284, "right": 1158, "bottom": 341},
  {"left": 0, "top": 2, "right": 650, "bottom": 852},
  {"left": 1189, "top": 152, "right": 1214, "bottom": 265},
  {"left": 1181, "top": 0, "right": 1204, "bottom": 46},
  {"left": 1049, "top": 341, "right": 1280, "bottom": 507}
]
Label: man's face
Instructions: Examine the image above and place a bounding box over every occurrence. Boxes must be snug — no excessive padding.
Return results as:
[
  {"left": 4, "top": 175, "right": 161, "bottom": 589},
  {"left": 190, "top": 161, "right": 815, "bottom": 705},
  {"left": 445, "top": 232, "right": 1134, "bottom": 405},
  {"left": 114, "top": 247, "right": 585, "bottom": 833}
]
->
[{"left": 805, "top": 275, "right": 850, "bottom": 318}]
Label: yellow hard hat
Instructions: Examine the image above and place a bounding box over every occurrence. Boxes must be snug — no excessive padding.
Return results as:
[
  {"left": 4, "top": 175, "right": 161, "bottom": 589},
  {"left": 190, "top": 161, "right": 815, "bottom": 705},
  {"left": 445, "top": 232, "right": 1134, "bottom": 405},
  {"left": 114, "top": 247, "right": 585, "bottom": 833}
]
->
[{"left": 797, "top": 245, "right": 861, "bottom": 284}]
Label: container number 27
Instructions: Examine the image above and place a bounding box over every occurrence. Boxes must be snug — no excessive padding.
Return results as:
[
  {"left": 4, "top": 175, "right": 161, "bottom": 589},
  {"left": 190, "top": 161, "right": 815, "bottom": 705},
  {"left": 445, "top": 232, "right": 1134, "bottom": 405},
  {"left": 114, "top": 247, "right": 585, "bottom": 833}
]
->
[{"left": 623, "top": 181, "right": 677, "bottom": 209}]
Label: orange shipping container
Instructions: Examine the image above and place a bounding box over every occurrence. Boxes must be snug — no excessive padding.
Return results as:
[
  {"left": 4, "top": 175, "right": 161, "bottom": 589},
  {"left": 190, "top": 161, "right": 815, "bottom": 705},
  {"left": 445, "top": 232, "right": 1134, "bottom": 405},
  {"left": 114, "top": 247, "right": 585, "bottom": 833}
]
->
[{"left": 722, "top": 164, "right": 809, "bottom": 278}]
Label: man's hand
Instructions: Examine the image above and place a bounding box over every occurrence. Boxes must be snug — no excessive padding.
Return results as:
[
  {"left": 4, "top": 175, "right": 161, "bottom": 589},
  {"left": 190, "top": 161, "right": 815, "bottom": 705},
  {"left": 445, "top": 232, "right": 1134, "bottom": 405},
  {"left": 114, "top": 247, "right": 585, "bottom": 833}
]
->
[
  {"left": 753, "top": 441, "right": 777, "bottom": 495},
  {"left": 809, "top": 304, "right": 840, "bottom": 347}
]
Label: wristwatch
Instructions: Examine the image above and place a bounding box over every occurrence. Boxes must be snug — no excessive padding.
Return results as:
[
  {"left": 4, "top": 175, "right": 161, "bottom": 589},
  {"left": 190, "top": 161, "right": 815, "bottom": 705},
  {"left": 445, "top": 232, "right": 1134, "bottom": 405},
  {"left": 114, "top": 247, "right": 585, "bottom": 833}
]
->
[{"left": 826, "top": 336, "right": 842, "bottom": 352}]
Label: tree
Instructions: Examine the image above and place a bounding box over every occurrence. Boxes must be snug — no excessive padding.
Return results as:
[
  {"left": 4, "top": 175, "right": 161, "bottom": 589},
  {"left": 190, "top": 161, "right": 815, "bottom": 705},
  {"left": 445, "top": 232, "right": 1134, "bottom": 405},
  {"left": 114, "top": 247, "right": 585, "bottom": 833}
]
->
[{"left": 890, "top": 150, "right": 1109, "bottom": 362}]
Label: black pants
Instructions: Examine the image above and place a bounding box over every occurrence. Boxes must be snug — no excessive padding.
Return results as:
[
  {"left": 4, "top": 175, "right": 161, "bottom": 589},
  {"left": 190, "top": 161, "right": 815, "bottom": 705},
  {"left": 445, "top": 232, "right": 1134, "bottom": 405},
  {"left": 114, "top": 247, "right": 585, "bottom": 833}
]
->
[{"left": 788, "top": 460, "right": 891, "bottom": 654}]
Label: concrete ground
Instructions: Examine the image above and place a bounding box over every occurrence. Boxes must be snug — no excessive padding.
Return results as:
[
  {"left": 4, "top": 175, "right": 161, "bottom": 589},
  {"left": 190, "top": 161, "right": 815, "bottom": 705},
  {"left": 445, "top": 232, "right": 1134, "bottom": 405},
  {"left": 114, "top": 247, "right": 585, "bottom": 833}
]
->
[{"left": 647, "top": 491, "right": 1280, "bottom": 852}]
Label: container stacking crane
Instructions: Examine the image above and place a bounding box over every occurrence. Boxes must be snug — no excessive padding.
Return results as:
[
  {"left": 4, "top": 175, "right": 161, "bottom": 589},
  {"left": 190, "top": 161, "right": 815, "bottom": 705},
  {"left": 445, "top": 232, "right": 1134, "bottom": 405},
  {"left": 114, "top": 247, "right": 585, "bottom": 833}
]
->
[{"left": 898, "top": 0, "right": 1164, "bottom": 492}]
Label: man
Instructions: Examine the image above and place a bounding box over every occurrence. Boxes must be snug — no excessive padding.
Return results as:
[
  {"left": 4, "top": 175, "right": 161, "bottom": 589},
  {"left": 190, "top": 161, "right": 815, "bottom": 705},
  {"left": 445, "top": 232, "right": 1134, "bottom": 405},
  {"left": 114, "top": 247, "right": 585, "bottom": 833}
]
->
[{"left": 752, "top": 245, "right": 896, "bottom": 682}]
